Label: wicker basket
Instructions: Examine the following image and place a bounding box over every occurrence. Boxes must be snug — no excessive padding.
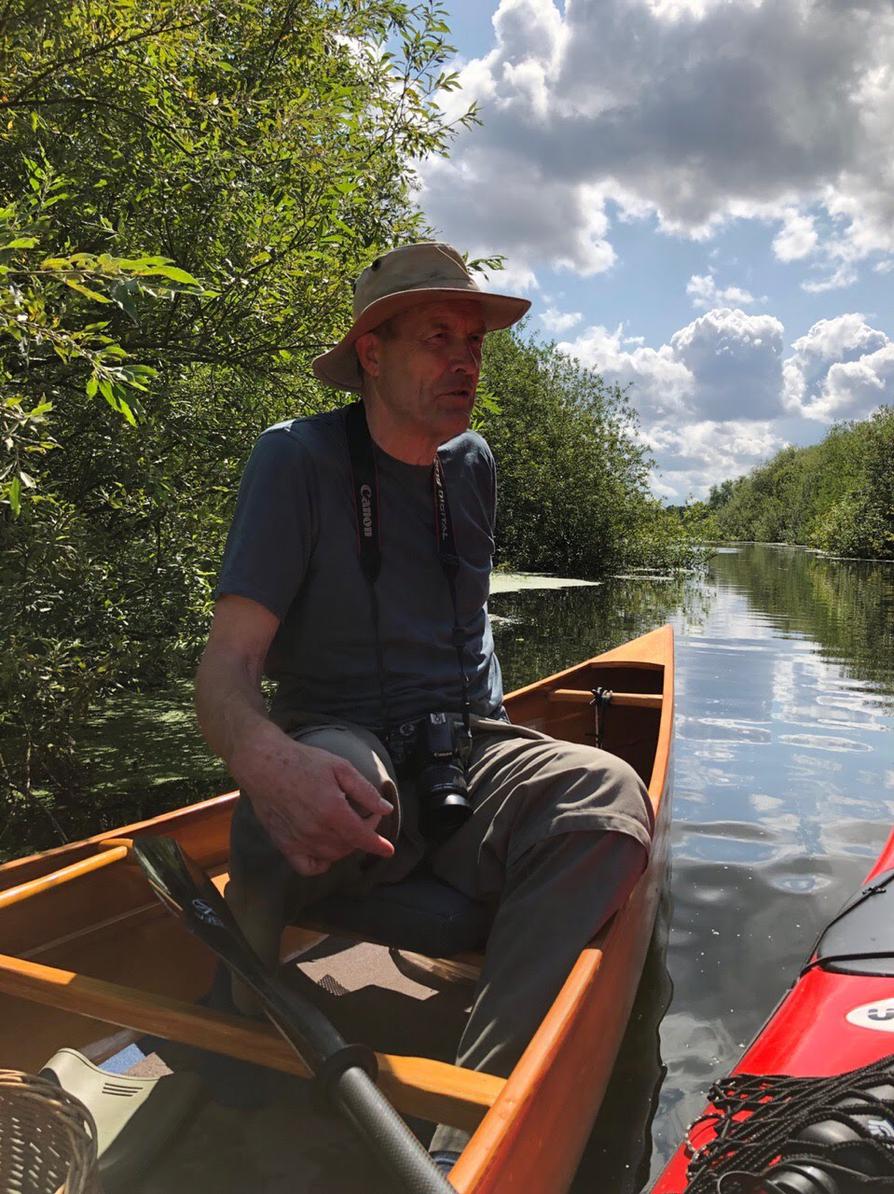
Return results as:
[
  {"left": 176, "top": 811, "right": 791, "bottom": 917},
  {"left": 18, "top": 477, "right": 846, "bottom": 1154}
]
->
[{"left": 0, "top": 1070, "right": 100, "bottom": 1194}]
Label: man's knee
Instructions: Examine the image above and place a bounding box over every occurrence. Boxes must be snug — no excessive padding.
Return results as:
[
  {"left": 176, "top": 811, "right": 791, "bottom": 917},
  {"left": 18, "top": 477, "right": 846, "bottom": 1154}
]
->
[
  {"left": 532, "top": 740, "right": 649, "bottom": 812},
  {"left": 498, "top": 740, "right": 653, "bottom": 869},
  {"left": 292, "top": 724, "right": 398, "bottom": 800},
  {"left": 593, "top": 748, "right": 649, "bottom": 800},
  {"left": 291, "top": 723, "right": 400, "bottom": 848}
]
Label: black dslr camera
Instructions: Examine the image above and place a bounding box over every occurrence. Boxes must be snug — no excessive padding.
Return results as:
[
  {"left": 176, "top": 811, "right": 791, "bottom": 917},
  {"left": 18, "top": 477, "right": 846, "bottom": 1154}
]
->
[{"left": 415, "top": 713, "right": 473, "bottom": 843}]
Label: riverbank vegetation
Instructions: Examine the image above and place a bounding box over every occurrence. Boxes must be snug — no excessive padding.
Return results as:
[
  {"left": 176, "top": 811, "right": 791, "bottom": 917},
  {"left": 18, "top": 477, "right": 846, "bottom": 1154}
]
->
[
  {"left": 478, "top": 329, "right": 697, "bottom": 578},
  {"left": 0, "top": 0, "right": 695, "bottom": 858},
  {"left": 686, "top": 407, "right": 894, "bottom": 560}
]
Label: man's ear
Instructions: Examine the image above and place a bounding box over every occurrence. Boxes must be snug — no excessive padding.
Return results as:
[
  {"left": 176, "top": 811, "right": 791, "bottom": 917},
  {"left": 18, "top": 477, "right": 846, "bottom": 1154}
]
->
[{"left": 355, "top": 331, "right": 380, "bottom": 378}]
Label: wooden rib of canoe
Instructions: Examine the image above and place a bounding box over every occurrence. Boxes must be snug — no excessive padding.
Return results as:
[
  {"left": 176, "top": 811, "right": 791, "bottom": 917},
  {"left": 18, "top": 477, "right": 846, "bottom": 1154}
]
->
[{"left": 0, "top": 624, "right": 674, "bottom": 1193}]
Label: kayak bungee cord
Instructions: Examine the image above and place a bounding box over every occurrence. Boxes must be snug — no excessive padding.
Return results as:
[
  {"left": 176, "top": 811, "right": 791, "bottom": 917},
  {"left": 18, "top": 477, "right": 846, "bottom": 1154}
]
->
[
  {"left": 132, "top": 836, "right": 454, "bottom": 1194},
  {"left": 680, "top": 1056, "right": 894, "bottom": 1193}
]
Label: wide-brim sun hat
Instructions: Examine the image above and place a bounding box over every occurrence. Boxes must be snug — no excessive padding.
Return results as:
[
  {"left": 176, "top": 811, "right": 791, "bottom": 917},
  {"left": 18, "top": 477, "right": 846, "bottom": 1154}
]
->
[{"left": 312, "top": 241, "right": 531, "bottom": 392}]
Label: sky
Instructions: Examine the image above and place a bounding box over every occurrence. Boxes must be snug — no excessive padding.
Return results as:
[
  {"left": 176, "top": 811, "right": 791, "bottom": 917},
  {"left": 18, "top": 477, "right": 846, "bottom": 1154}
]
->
[{"left": 415, "top": 0, "right": 894, "bottom": 501}]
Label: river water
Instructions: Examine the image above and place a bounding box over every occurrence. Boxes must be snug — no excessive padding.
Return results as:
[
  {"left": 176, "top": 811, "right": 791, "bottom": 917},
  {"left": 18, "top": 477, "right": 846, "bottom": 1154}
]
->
[{"left": 489, "top": 543, "right": 894, "bottom": 1191}]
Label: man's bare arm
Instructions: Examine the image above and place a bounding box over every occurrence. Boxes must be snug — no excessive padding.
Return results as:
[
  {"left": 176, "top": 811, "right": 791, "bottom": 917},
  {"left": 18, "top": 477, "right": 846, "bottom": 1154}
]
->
[{"left": 196, "top": 595, "right": 394, "bottom": 876}]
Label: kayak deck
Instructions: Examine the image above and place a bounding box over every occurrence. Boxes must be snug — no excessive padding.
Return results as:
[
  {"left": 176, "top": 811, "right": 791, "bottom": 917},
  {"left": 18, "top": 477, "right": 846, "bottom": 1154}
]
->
[
  {"left": 0, "top": 625, "right": 674, "bottom": 1193},
  {"left": 653, "top": 823, "right": 894, "bottom": 1193}
]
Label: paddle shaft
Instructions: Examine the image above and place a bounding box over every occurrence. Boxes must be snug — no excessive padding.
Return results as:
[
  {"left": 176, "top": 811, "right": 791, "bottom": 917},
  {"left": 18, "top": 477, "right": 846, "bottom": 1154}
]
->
[{"left": 133, "top": 837, "right": 454, "bottom": 1194}]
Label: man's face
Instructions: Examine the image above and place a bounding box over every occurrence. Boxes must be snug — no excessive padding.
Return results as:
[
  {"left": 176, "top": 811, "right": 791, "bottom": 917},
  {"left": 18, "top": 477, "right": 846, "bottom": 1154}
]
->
[{"left": 360, "top": 300, "right": 486, "bottom": 447}]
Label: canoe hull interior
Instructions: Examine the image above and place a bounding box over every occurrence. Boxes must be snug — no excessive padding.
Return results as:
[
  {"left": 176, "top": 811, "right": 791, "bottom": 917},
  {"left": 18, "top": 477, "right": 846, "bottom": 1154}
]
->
[{"left": 0, "top": 625, "right": 674, "bottom": 1194}]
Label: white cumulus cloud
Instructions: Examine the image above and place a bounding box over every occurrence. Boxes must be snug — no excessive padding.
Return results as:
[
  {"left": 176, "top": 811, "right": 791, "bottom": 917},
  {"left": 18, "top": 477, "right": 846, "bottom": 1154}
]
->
[
  {"left": 783, "top": 314, "right": 892, "bottom": 421},
  {"left": 559, "top": 322, "right": 694, "bottom": 417},
  {"left": 540, "top": 306, "right": 583, "bottom": 333},
  {"left": 559, "top": 306, "right": 791, "bottom": 498},
  {"left": 421, "top": 0, "right": 894, "bottom": 282},
  {"left": 687, "top": 274, "right": 756, "bottom": 310},
  {"left": 562, "top": 307, "right": 785, "bottom": 423},
  {"left": 669, "top": 309, "right": 786, "bottom": 421},
  {"left": 644, "top": 419, "right": 785, "bottom": 499},
  {"left": 773, "top": 211, "right": 818, "bottom": 262},
  {"left": 554, "top": 304, "right": 892, "bottom": 498}
]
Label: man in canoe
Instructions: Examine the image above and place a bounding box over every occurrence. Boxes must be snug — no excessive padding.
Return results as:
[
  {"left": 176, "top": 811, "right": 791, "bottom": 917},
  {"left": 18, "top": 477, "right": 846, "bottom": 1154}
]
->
[{"left": 196, "top": 242, "right": 654, "bottom": 1169}]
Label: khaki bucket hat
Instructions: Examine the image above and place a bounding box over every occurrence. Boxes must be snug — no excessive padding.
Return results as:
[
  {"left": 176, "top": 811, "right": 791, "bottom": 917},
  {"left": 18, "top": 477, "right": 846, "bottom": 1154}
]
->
[{"left": 312, "top": 242, "right": 530, "bottom": 392}]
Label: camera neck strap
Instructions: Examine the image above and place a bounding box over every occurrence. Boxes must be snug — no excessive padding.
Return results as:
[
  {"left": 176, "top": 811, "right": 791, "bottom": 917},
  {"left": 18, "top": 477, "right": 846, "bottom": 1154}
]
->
[{"left": 344, "top": 401, "right": 472, "bottom": 735}]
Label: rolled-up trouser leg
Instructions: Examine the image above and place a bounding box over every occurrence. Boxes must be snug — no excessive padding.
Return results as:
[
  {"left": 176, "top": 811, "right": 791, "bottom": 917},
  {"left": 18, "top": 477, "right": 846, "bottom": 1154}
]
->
[
  {"left": 224, "top": 721, "right": 401, "bottom": 1015},
  {"left": 225, "top": 801, "right": 294, "bottom": 1015}
]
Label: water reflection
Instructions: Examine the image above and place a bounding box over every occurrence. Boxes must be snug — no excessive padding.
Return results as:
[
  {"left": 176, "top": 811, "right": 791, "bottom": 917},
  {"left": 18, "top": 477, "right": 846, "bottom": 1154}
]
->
[
  {"left": 491, "top": 569, "right": 712, "bottom": 688},
  {"left": 490, "top": 544, "right": 894, "bottom": 1189},
  {"left": 572, "top": 890, "right": 673, "bottom": 1194}
]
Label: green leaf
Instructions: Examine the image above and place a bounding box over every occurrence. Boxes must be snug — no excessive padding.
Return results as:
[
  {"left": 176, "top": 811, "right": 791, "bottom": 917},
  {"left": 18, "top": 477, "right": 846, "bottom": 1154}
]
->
[
  {"left": 8, "top": 475, "right": 21, "bottom": 515},
  {"left": 62, "top": 278, "right": 111, "bottom": 303},
  {"left": 1, "top": 237, "right": 38, "bottom": 250},
  {"left": 117, "top": 397, "right": 137, "bottom": 426},
  {"left": 141, "top": 264, "right": 202, "bottom": 286},
  {"left": 85, "top": 376, "right": 98, "bottom": 398}
]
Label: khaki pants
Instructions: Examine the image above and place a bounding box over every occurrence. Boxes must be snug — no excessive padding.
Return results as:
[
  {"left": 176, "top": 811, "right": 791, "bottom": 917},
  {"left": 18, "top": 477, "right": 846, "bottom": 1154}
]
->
[{"left": 226, "top": 717, "right": 652, "bottom": 1152}]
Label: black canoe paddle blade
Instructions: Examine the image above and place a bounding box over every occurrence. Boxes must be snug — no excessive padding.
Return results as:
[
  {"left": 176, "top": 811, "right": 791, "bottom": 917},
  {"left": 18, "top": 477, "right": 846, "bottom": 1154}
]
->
[
  {"left": 131, "top": 835, "right": 454, "bottom": 1193},
  {"left": 133, "top": 835, "right": 264, "bottom": 988},
  {"left": 133, "top": 835, "right": 349, "bottom": 1074}
]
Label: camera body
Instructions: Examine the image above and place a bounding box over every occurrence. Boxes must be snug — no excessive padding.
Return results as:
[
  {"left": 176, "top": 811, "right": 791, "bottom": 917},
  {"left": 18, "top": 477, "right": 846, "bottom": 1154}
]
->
[
  {"left": 385, "top": 712, "right": 473, "bottom": 842},
  {"left": 412, "top": 713, "right": 473, "bottom": 843}
]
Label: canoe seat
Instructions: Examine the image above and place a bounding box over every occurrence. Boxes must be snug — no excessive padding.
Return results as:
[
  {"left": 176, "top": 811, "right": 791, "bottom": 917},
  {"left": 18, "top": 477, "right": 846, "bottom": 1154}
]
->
[{"left": 301, "top": 874, "right": 491, "bottom": 957}]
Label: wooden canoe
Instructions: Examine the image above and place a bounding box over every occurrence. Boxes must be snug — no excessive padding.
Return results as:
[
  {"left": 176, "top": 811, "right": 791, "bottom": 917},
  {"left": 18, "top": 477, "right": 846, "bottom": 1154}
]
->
[{"left": 0, "top": 624, "right": 673, "bottom": 1193}]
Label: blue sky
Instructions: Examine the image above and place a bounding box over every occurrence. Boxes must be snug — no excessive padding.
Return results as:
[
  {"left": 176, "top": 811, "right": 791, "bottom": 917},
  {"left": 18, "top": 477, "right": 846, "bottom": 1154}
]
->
[{"left": 416, "top": 0, "right": 894, "bottom": 500}]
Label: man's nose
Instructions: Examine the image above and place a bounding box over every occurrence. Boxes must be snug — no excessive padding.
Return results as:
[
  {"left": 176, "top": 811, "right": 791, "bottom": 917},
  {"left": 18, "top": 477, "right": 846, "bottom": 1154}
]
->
[{"left": 451, "top": 339, "right": 481, "bottom": 374}]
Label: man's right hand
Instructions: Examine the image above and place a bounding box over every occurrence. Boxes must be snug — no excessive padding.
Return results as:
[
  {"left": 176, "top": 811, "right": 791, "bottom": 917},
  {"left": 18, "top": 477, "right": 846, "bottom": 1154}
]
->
[
  {"left": 195, "top": 595, "right": 395, "bottom": 879},
  {"left": 230, "top": 722, "right": 395, "bottom": 877}
]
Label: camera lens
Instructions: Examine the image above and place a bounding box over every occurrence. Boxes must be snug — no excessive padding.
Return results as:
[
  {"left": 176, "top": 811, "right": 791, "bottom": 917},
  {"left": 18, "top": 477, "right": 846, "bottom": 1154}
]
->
[
  {"left": 414, "top": 714, "right": 473, "bottom": 842},
  {"left": 416, "top": 762, "right": 472, "bottom": 842}
]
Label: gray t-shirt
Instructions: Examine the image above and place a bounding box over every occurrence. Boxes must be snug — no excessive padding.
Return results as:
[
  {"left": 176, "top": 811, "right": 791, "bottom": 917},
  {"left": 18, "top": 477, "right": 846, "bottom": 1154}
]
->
[{"left": 215, "top": 405, "right": 504, "bottom": 730}]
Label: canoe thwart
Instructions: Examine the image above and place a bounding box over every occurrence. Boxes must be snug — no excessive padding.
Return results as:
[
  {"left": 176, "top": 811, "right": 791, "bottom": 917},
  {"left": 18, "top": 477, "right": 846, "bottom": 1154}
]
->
[
  {"left": 547, "top": 688, "right": 663, "bottom": 709},
  {"left": 0, "top": 952, "right": 503, "bottom": 1131}
]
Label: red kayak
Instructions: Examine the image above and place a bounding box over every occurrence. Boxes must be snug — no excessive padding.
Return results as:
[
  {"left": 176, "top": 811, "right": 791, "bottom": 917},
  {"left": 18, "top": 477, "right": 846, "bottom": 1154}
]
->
[{"left": 654, "top": 826, "right": 894, "bottom": 1193}]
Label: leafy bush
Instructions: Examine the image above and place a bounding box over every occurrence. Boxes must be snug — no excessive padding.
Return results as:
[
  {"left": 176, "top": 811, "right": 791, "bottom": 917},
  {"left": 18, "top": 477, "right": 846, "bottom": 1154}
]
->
[
  {"left": 477, "top": 328, "right": 701, "bottom": 576},
  {"left": 707, "top": 407, "right": 894, "bottom": 559},
  {"left": 0, "top": 0, "right": 476, "bottom": 851}
]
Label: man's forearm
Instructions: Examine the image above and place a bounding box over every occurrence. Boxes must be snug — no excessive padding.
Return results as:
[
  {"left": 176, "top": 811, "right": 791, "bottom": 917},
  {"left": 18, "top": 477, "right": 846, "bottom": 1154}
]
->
[
  {"left": 195, "top": 639, "right": 394, "bottom": 877},
  {"left": 195, "top": 645, "right": 274, "bottom": 768}
]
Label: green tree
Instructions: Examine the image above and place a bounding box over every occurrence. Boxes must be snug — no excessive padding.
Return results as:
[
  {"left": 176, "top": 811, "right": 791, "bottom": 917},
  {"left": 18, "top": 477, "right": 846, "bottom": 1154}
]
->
[
  {"left": 477, "top": 328, "right": 698, "bottom": 577},
  {"left": 0, "top": 0, "right": 477, "bottom": 852},
  {"left": 702, "top": 407, "right": 894, "bottom": 560},
  {"left": 813, "top": 409, "right": 894, "bottom": 559}
]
